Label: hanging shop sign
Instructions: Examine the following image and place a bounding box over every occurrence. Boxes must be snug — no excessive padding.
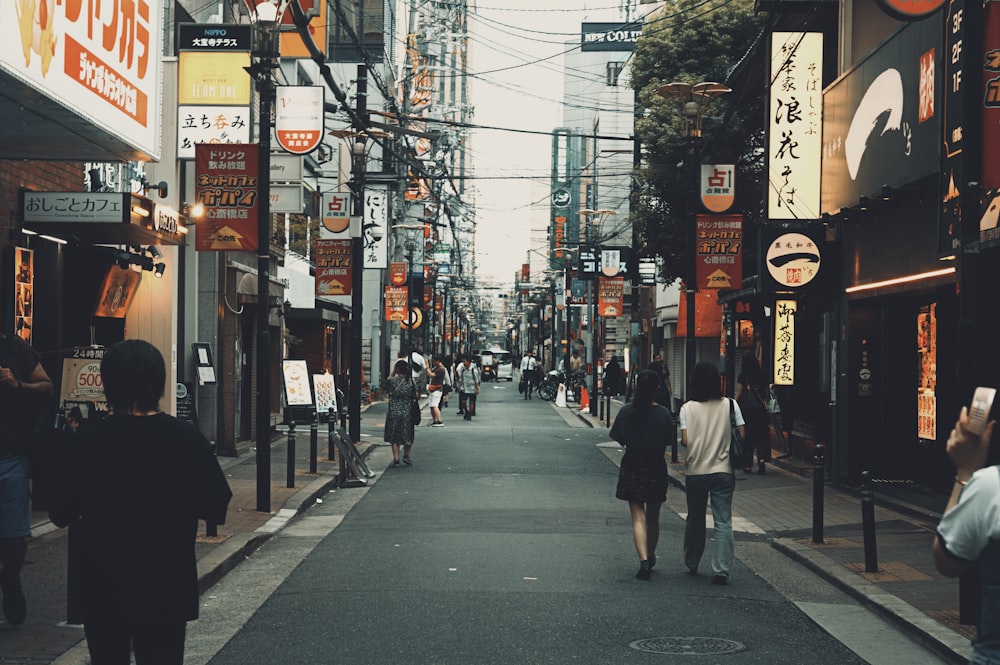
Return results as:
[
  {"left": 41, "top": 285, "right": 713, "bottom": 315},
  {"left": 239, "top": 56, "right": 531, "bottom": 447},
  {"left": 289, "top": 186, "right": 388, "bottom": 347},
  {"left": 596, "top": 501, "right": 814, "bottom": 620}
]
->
[
  {"left": 321, "top": 192, "right": 351, "bottom": 237},
  {"left": 701, "top": 165, "right": 735, "bottom": 213},
  {"left": 385, "top": 286, "right": 408, "bottom": 322},
  {"left": 769, "top": 32, "right": 822, "bottom": 220},
  {"left": 695, "top": 214, "right": 742, "bottom": 290},
  {"left": 876, "top": 0, "right": 946, "bottom": 20},
  {"left": 598, "top": 276, "right": 624, "bottom": 317},
  {"left": 761, "top": 230, "right": 823, "bottom": 292},
  {"left": 315, "top": 239, "right": 353, "bottom": 295},
  {"left": 363, "top": 187, "right": 388, "bottom": 269},
  {"left": 275, "top": 86, "right": 324, "bottom": 155},
  {"left": 773, "top": 300, "right": 797, "bottom": 386},
  {"left": 93, "top": 264, "right": 142, "bottom": 319},
  {"left": 389, "top": 262, "right": 408, "bottom": 286},
  {"left": 194, "top": 143, "right": 259, "bottom": 251},
  {"left": 21, "top": 192, "right": 181, "bottom": 246},
  {"left": 917, "top": 303, "right": 938, "bottom": 441}
]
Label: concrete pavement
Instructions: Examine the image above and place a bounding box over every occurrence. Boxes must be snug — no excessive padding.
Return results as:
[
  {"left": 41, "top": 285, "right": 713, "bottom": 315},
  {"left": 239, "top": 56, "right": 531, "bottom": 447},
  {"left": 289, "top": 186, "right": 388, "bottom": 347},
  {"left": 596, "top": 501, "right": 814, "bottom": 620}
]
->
[
  {"left": 0, "top": 393, "right": 975, "bottom": 665},
  {"left": 571, "top": 394, "right": 972, "bottom": 665}
]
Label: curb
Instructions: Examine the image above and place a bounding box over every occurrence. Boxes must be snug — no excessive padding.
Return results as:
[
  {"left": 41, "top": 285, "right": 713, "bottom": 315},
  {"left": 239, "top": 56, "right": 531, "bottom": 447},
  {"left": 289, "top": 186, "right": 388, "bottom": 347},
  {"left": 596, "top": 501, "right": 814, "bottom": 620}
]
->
[{"left": 772, "top": 538, "right": 971, "bottom": 665}]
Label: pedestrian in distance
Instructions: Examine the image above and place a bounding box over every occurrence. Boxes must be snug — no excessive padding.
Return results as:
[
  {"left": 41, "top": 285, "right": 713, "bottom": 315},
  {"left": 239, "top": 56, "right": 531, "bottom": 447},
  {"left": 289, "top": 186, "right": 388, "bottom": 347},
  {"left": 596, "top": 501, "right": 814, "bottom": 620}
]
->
[
  {"left": 0, "top": 333, "right": 54, "bottom": 626},
  {"left": 647, "top": 353, "right": 673, "bottom": 410},
  {"left": 427, "top": 356, "right": 447, "bottom": 427},
  {"left": 734, "top": 351, "right": 770, "bottom": 474},
  {"left": 440, "top": 355, "right": 454, "bottom": 409},
  {"left": 520, "top": 350, "right": 538, "bottom": 400},
  {"left": 933, "top": 402, "right": 1000, "bottom": 664},
  {"left": 610, "top": 369, "right": 674, "bottom": 581},
  {"left": 456, "top": 355, "right": 481, "bottom": 420},
  {"left": 455, "top": 354, "right": 467, "bottom": 415},
  {"left": 48, "top": 339, "right": 232, "bottom": 664},
  {"left": 680, "top": 361, "right": 744, "bottom": 585},
  {"left": 384, "top": 359, "right": 418, "bottom": 466},
  {"left": 604, "top": 355, "right": 624, "bottom": 397}
]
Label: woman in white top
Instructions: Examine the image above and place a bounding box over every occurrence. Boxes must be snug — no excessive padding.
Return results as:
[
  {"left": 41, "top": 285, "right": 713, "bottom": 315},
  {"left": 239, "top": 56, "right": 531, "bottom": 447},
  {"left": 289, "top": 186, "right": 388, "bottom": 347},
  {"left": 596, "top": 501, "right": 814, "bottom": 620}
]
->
[{"left": 679, "top": 362, "right": 745, "bottom": 585}]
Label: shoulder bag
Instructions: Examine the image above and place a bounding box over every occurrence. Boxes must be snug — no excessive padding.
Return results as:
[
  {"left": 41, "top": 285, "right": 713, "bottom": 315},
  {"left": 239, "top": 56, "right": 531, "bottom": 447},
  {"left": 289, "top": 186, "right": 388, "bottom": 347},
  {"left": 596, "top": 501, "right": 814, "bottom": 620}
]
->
[
  {"left": 729, "top": 398, "right": 744, "bottom": 461},
  {"left": 410, "top": 379, "right": 421, "bottom": 426}
]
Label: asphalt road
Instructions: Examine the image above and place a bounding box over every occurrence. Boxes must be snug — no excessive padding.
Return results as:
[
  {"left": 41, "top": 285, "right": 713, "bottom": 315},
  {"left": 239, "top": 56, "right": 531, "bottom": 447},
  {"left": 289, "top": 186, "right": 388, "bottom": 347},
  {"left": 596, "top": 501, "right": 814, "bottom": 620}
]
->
[{"left": 183, "top": 382, "right": 947, "bottom": 664}]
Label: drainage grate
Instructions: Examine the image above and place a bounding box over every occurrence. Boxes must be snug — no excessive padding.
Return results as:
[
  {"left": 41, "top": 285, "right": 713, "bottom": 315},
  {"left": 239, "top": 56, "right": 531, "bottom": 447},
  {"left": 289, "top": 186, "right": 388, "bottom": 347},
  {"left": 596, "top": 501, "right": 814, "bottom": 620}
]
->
[{"left": 629, "top": 637, "right": 746, "bottom": 656}]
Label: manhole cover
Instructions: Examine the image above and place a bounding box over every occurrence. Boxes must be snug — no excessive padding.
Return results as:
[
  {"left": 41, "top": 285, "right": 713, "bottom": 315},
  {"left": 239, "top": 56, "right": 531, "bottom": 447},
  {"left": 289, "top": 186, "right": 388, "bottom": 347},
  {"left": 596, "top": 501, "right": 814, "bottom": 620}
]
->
[{"left": 629, "top": 637, "right": 746, "bottom": 655}]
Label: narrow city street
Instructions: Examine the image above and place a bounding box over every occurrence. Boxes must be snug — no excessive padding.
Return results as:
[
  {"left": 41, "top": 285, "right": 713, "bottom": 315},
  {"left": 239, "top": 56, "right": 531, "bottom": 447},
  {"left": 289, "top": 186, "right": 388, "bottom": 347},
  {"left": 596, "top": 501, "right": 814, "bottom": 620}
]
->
[{"left": 161, "top": 385, "right": 947, "bottom": 665}]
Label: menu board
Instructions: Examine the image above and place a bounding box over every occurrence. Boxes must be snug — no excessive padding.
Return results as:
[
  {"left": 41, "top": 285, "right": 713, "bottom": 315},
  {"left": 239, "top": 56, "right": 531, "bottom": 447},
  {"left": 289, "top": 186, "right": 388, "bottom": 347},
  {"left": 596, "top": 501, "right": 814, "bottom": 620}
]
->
[
  {"left": 313, "top": 373, "right": 337, "bottom": 415},
  {"left": 282, "top": 360, "right": 312, "bottom": 406},
  {"left": 917, "top": 303, "right": 937, "bottom": 441}
]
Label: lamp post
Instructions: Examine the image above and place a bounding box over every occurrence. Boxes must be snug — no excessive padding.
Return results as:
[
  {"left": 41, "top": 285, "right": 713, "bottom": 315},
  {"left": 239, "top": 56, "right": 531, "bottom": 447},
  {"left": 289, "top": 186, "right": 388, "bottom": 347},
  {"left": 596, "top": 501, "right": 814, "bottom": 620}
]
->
[
  {"left": 579, "top": 208, "right": 617, "bottom": 414},
  {"left": 655, "top": 82, "right": 731, "bottom": 391},
  {"left": 249, "top": 0, "right": 282, "bottom": 513}
]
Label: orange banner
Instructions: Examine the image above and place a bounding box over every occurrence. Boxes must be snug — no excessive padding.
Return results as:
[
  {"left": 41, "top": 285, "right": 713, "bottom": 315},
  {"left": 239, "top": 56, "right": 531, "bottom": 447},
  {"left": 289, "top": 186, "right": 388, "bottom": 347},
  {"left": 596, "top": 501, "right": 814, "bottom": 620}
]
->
[
  {"left": 597, "top": 277, "right": 624, "bottom": 317},
  {"left": 385, "top": 286, "right": 408, "bottom": 321},
  {"left": 315, "top": 239, "right": 353, "bottom": 295}
]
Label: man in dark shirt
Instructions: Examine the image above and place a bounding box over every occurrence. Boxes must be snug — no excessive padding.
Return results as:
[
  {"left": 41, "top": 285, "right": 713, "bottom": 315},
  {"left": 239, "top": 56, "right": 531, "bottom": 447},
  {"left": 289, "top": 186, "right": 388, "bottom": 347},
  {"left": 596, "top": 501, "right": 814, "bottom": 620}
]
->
[{"left": 0, "top": 334, "right": 54, "bottom": 625}]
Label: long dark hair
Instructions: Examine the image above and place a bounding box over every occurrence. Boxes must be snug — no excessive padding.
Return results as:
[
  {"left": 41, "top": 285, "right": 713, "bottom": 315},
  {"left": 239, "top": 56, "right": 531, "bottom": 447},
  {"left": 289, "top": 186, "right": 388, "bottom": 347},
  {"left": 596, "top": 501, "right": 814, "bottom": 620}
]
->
[
  {"left": 689, "top": 362, "right": 723, "bottom": 402},
  {"left": 630, "top": 369, "right": 661, "bottom": 414},
  {"left": 740, "top": 351, "right": 765, "bottom": 386}
]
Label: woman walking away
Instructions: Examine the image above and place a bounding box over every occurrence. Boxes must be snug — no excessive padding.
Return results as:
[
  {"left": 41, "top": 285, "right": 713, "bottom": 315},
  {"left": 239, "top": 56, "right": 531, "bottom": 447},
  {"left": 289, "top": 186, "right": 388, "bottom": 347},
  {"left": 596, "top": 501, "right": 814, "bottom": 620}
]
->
[
  {"left": 49, "top": 339, "right": 232, "bottom": 665},
  {"left": 610, "top": 369, "right": 674, "bottom": 580},
  {"left": 385, "top": 359, "right": 418, "bottom": 466},
  {"left": 735, "top": 351, "right": 770, "bottom": 474},
  {"left": 680, "top": 362, "right": 744, "bottom": 585}
]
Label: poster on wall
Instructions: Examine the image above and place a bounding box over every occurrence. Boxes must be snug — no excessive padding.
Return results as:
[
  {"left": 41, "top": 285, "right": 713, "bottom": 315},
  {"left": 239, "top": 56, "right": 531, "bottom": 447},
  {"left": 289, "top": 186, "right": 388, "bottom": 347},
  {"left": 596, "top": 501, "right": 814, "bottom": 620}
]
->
[
  {"left": 13, "top": 247, "right": 33, "bottom": 343},
  {"left": 917, "top": 303, "right": 937, "bottom": 441},
  {"left": 60, "top": 348, "right": 109, "bottom": 425}
]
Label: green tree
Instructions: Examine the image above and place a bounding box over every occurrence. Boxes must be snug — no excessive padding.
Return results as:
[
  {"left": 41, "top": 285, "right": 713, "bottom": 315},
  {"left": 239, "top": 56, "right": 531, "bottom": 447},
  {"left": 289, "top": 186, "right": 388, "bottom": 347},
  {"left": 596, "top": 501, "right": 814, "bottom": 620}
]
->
[{"left": 631, "top": 0, "right": 766, "bottom": 285}]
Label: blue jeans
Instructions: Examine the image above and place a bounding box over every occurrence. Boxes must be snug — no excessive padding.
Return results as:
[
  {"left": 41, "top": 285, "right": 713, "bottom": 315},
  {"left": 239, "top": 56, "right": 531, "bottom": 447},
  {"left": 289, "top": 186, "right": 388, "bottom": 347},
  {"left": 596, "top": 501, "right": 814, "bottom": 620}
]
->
[{"left": 684, "top": 472, "right": 735, "bottom": 578}]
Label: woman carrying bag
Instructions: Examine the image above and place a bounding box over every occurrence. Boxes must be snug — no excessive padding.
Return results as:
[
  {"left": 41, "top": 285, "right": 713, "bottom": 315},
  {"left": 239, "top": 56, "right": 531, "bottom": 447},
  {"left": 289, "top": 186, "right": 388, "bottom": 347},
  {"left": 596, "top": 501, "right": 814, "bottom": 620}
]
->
[
  {"left": 609, "top": 370, "right": 674, "bottom": 580},
  {"left": 384, "top": 359, "right": 418, "bottom": 467},
  {"left": 679, "top": 362, "right": 745, "bottom": 585}
]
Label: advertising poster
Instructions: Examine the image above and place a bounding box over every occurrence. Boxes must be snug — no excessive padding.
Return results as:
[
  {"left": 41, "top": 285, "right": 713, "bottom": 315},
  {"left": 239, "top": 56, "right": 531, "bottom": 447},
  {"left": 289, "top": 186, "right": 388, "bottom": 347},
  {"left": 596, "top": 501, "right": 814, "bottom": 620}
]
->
[
  {"left": 385, "top": 286, "right": 408, "bottom": 321},
  {"left": 315, "top": 239, "right": 353, "bottom": 295},
  {"left": 695, "top": 214, "right": 742, "bottom": 290},
  {"left": 917, "top": 303, "right": 937, "bottom": 441},
  {"left": 313, "top": 374, "right": 337, "bottom": 415},
  {"left": 14, "top": 247, "right": 33, "bottom": 343},
  {"left": 194, "top": 143, "right": 260, "bottom": 251},
  {"left": 597, "top": 276, "right": 624, "bottom": 317},
  {"left": 282, "top": 360, "right": 312, "bottom": 406},
  {"left": 60, "top": 348, "right": 109, "bottom": 423},
  {"left": 93, "top": 265, "right": 142, "bottom": 319}
]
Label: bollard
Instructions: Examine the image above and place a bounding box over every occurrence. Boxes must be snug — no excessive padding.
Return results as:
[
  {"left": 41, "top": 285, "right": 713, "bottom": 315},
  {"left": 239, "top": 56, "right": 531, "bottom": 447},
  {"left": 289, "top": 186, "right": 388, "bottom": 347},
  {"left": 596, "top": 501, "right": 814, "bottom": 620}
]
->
[
  {"left": 327, "top": 407, "right": 336, "bottom": 461},
  {"left": 309, "top": 416, "right": 318, "bottom": 474},
  {"left": 605, "top": 395, "right": 612, "bottom": 428},
  {"left": 205, "top": 440, "right": 218, "bottom": 536},
  {"left": 286, "top": 421, "right": 296, "bottom": 488},
  {"left": 812, "top": 443, "right": 825, "bottom": 544},
  {"left": 861, "top": 470, "right": 879, "bottom": 572},
  {"left": 671, "top": 417, "right": 679, "bottom": 463},
  {"left": 598, "top": 393, "right": 605, "bottom": 420}
]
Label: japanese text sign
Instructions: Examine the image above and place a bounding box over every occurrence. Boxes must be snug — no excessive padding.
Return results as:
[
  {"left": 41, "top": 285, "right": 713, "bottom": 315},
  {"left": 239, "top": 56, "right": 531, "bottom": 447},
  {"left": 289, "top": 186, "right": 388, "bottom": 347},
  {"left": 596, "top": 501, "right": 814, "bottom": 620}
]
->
[
  {"left": 773, "top": 300, "right": 796, "bottom": 385},
  {"left": 695, "top": 214, "right": 742, "bottom": 290},
  {"left": 597, "top": 277, "right": 624, "bottom": 317},
  {"left": 194, "top": 144, "right": 259, "bottom": 251},
  {"left": 384, "top": 286, "right": 408, "bottom": 321},
  {"left": 315, "top": 239, "right": 353, "bottom": 295}
]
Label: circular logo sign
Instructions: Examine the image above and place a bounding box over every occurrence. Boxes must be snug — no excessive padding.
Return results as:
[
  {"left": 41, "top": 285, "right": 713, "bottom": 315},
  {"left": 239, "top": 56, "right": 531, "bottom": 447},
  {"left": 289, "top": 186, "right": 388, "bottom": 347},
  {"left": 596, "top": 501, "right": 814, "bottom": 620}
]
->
[
  {"left": 552, "top": 188, "right": 571, "bottom": 207},
  {"left": 400, "top": 308, "right": 423, "bottom": 330},
  {"left": 765, "top": 232, "right": 821, "bottom": 288},
  {"left": 875, "top": 0, "right": 946, "bottom": 20}
]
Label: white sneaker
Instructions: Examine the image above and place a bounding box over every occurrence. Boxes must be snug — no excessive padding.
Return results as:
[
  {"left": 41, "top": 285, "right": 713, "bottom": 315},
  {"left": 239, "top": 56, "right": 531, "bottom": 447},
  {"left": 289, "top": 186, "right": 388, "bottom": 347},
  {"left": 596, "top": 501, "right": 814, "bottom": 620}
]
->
[{"left": 431, "top": 422, "right": 444, "bottom": 427}]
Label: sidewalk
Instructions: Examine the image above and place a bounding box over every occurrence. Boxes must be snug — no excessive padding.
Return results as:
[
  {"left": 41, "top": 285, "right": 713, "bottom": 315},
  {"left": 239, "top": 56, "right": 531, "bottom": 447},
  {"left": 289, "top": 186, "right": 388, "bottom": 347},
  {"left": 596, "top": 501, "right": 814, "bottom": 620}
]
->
[
  {"left": 571, "top": 397, "right": 972, "bottom": 665},
  {"left": 2, "top": 407, "right": 379, "bottom": 664}
]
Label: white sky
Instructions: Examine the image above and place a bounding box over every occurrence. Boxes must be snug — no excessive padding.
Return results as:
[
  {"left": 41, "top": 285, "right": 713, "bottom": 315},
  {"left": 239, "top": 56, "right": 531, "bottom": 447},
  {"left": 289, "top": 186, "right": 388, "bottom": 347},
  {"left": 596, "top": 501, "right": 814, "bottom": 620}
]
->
[{"left": 467, "top": 2, "right": 630, "bottom": 286}]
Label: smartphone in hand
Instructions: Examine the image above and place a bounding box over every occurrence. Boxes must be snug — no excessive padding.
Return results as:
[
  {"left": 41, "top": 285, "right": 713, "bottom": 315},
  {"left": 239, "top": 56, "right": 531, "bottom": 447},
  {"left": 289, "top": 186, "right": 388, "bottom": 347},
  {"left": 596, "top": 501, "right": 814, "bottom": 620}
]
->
[{"left": 968, "top": 387, "right": 997, "bottom": 435}]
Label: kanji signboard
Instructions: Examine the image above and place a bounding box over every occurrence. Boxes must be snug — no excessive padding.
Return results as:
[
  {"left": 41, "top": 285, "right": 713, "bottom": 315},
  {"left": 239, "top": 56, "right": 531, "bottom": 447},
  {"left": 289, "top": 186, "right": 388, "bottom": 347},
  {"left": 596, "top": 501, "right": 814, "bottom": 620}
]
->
[
  {"left": 194, "top": 144, "right": 259, "bottom": 251},
  {"left": 695, "top": 214, "right": 742, "bottom": 290}
]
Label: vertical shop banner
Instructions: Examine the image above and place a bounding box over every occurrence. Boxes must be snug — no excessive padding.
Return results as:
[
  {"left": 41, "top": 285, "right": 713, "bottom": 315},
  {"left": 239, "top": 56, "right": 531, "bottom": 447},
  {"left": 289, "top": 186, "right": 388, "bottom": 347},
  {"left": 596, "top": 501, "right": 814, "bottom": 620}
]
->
[
  {"left": 315, "top": 239, "right": 353, "bottom": 295},
  {"left": 389, "top": 262, "right": 407, "bottom": 286},
  {"left": 13, "top": 247, "right": 33, "bottom": 343},
  {"left": 917, "top": 303, "right": 938, "bottom": 441},
  {"left": 695, "top": 214, "right": 743, "bottom": 289},
  {"left": 275, "top": 86, "right": 324, "bottom": 155},
  {"left": 363, "top": 188, "right": 388, "bottom": 268},
  {"left": 194, "top": 144, "right": 259, "bottom": 251},
  {"left": 385, "top": 286, "right": 408, "bottom": 321},
  {"left": 768, "top": 32, "right": 822, "bottom": 220},
  {"left": 773, "top": 300, "right": 797, "bottom": 386},
  {"left": 597, "top": 277, "right": 624, "bottom": 317}
]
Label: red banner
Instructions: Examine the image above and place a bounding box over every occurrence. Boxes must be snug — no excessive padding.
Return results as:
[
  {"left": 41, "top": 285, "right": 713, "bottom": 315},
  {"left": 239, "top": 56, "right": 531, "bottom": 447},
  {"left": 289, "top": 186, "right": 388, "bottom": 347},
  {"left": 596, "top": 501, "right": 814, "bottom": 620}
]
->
[
  {"left": 597, "top": 276, "right": 624, "bottom": 317},
  {"left": 389, "top": 262, "right": 407, "bottom": 286},
  {"left": 384, "top": 286, "right": 408, "bottom": 321},
  {"left": 695, "top": 214, "right": 743, "bottom": 290},
  {"left": 194, "top": 144, "right": 259, "bottom": 252},
  {"left": 315, "top": 239, "right": 353, "bottom": 296}
]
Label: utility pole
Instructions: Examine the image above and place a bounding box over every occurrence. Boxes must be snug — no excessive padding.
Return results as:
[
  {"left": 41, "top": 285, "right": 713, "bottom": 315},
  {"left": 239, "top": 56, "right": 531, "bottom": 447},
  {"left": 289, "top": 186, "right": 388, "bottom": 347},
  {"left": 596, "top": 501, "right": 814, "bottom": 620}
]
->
[{"left": 348, "top": 64, "right": 367, "bottom": 444}]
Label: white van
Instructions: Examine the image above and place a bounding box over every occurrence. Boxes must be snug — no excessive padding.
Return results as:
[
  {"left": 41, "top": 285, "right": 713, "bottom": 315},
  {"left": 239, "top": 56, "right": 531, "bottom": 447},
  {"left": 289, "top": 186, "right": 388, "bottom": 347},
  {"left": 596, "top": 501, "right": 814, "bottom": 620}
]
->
[{"left": 489, "top": 348, "right": 513, "bottom": 381}]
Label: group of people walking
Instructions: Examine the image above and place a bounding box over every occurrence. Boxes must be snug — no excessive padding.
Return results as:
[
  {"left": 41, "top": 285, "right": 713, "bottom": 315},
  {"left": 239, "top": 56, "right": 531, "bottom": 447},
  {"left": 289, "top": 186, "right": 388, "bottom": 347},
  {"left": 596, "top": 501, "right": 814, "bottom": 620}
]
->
[{"left": 383, "top": 352, "right": 483, "bottom": 466}]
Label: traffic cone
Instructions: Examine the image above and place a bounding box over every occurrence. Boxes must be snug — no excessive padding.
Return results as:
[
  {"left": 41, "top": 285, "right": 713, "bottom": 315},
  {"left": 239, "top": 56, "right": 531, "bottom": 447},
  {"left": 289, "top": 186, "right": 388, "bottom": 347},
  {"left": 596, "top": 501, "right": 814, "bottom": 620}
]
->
[
  {"left": 579, "top": 387, "right": 590, "bottom": 412},
  {"left": 556, "top": 383, "right": 567, "bottom": 407}
]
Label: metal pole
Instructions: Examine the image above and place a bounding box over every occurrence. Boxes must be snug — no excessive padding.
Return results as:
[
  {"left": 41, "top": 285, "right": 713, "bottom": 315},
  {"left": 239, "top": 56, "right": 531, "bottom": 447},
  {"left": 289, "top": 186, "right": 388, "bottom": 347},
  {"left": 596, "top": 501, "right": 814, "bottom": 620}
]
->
[
  {"left": 685, "top": 143, "right": 697, "bottom": 390},
  {"left": 286, "top": 420, "right": 295, "bottom": 488},
  {"left": 254, "top": 19, "right": 278, "bottom": 513},
  {"left": 348, "top": 64, "right": 367, "bottom": 445},
  {"left": 309, "top": 414, "right": 318, "bottom": 473},
  {"left": 860, "top": 470, "right": 878, "bottom": 572},
  {"left": 327, "top": 407, "right": 336, "bottom": 460},
  {"left": 812, "top": 443, "right": 825, "bottom": 544}
]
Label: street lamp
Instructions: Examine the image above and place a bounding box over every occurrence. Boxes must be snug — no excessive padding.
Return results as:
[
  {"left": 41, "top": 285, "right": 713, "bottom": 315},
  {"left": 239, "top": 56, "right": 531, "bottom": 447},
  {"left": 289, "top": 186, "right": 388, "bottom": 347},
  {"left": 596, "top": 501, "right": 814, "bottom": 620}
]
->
[
  {"left": 655, "top": 81, "right": 731, "bottom": 392},
  {"left": 249, "top": 0, "right": 284, "bottom": 512}
]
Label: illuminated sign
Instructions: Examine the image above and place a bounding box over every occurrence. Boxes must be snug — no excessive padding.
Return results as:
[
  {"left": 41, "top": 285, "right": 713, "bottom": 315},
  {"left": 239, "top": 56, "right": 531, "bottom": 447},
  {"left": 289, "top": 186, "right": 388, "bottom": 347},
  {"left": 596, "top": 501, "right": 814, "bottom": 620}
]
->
[{"left": 773, "top": 300, "right": 796, "bottom": 385}]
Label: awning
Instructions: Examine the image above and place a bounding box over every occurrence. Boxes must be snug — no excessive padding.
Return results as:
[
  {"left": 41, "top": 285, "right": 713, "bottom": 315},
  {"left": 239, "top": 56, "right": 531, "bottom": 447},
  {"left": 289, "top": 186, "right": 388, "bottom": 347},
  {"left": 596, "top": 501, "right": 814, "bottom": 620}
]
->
[{"left": 236, "top": 271, "right": 286, "bottom": 302}]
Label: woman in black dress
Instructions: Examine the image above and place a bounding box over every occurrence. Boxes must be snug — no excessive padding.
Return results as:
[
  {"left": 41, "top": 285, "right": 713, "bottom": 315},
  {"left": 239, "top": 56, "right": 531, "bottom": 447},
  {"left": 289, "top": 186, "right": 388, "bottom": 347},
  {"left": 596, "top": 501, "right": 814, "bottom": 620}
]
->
[
  {"left": 610, "top": 369, "right": 675, "bottom": 580},
  {"left": 735, "top": 351, "right": 770, "bottom": 474},
  {"left": 384, "top": 359, "right": 418, "bottom": 466}
]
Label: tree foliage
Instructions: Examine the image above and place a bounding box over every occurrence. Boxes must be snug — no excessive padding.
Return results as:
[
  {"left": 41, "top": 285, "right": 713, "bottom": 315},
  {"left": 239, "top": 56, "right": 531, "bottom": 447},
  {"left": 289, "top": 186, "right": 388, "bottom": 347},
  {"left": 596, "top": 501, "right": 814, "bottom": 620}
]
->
[{"left": 630, "top": 0, "right": 766, "bottom": 285}]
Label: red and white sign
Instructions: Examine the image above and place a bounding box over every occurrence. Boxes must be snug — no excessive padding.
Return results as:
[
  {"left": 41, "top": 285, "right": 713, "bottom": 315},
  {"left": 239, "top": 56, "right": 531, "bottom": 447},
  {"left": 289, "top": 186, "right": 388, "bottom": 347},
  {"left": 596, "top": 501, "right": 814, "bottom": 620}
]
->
[
  {"left": 315, "top": 239, "right": 353, "bottom": 295},
  {"left": 275, "top": 86, "right": 324, "bottom": 155},
  {"left": 385, "top": 286, "right": 408, "bottom": 321},
  {"left": 321, "top": 192, "right": 351, "bottom": 236},
  {"left": 598, "top": 277, "right": 624, "bottom": 317},
  {"left": 701, "top": 164, "right": 735, "bottom": 213},
  {"left": 389, "top": 262, "right": 408, "bottom": 286}
]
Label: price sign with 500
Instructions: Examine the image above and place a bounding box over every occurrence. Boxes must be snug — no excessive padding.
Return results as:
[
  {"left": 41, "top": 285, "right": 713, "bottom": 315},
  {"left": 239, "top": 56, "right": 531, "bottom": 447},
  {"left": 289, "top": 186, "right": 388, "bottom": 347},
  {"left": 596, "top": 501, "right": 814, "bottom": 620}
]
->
[{"left": 72, "top": 361, "right": 105, "bottom": 399}]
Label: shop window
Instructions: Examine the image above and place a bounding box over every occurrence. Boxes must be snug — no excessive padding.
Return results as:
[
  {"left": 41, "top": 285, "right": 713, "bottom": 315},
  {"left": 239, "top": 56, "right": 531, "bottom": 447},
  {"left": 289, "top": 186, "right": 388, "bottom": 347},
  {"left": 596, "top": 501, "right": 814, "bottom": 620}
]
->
[{"left": 329, "top": 0, "right": 384, "bottom": 63}]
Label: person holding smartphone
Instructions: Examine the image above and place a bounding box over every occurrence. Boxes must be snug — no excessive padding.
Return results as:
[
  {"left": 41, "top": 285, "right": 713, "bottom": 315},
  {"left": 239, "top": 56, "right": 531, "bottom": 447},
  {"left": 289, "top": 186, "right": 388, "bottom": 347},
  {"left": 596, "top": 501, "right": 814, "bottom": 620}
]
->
[{"left": 933, "top": 398, "right": 999, "bottom": 664}]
